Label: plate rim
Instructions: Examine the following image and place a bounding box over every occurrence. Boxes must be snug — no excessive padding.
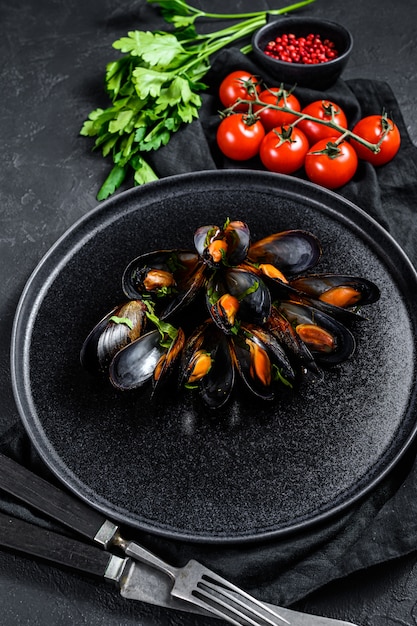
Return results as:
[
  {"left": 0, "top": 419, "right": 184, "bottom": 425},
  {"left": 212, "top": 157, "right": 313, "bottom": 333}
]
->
[{"left": 10, "top": 169, "right": 417, "bottom": 544}]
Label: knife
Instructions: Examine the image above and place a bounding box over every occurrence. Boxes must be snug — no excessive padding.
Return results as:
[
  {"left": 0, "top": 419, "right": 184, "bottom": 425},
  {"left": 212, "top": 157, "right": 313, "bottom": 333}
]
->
[{"left": 0, "top": 453, "right": 358, "bottom": 626}]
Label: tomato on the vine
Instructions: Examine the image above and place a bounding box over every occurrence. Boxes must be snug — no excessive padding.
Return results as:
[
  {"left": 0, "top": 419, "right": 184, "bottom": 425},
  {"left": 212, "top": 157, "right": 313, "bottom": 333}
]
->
[
  {"left": 216, "top": 113, "right": 265, "bottom": 161},
  {"left": 297, "top": 100, "right": 348, "bottom": 145},
  {"left": 260, "top": 125, "right": 309, "bottom": 174},
  {"left": 253, "top": 88, "right": 301, "bottom": 132},
  {"left": 350, "top": 114, "right": 401, "bottom": 166},
  {"left": 218, "top": 70, "right": 261, "bottom": 112},
  {"left": 304, "top": 137, "right": 358, "bottom": 189}
]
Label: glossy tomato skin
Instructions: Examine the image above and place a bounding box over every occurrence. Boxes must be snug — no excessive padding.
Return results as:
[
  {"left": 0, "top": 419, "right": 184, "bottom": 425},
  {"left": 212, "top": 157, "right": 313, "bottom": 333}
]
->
[
  {"left": 304, "top": 137, "right": 358, "bottom": 189},
  {"left": 350, "top": 115, "right": 401, "bottom": 166},
  {"left": 298, "top": 100, "right": 348, "bottom": 145},
  {"left": 260, "top": 126, "right": 309, "bottom": 174},
  {"left": 219, "top": 70, "right": 261, "bottom": 112},
  {"left": 253, "top": 88, "right": 301, "bottom": 132},
  {"left": 216, "top": 114, "right": 265, "bottom": 161}
]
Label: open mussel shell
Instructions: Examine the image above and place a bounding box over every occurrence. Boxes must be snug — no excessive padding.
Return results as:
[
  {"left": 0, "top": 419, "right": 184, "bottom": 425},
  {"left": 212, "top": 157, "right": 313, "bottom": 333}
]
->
[
  {"left": 232, "top": 335, "right": 273, "bottom": 400},
  {"left": 180, "top": 321, "right": 235, "bottom": 410},
  {"left": 80, "top": 300, "right": 147, "bottom": 374},
  {"left": 266, "top": 306, "right": 323, "bottom": 381},
  {"left": 248, "top": 229, "right": 322, "bottom": 276},
  {"left": 122, "top": 249, "right": 200, "bottom": 298},
  {"left": 194, "top": 220, "right": 250, "bottom": 268},
  {"left": 152, "top": 328, "right": 186, "bottom": 395},
  {"left": 231, "top": 325, "right": 294, "bottom": 400},
  {"left": 206, "top": 267, "right": 271, "bottom": 330},
  {"left": 122, "top": 249, "right": 205, "bottom": 320},
  {"left": 109, "top": 329, "right": 166, "bottom": 391},
  {"left": 225, "top": 268, "right": 272, "bottom": 324},
  {"left": 242, "top": 323, "right": 295, "bottom": 383},
  {"left": 209, "top": 294, "right": 240, "bottom": 334},
  {"left": 276, "top": 301, "right": 356, "bottom": 366},
  {"left": 194, "top": 225, "right": 218, "bottom": 261},
  {"left": 198, "top": 337, "right": 234, "bottom": 410},
  {"left": 159, "top": 263, "right": 206, "bottom": 322},
  {"left": 289, "top": 273, "right": 381, "bottom": 320}
]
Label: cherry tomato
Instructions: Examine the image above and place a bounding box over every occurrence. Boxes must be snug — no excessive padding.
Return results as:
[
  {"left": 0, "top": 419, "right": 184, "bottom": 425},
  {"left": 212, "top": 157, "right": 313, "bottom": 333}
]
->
[
  {"left": 297, "top": 100, "right": 348, "bottom": 144},
  {"left": 304, "top": 137, "right": 358, "bottom": 189},
  {"left": 216, "top": 114, "right": 265, "bottom": 161},
  {"left": 253, "top": 88, "right": 301, "bottom": 132},
  {"left": 350, "top": 114, "right": 401, "bottom": 166},
  {"left": 218, "top": 70, "right": 261, "bottom": 112},
  {"left": 259, "top": 125, "right": 309, "bottom": 174}
]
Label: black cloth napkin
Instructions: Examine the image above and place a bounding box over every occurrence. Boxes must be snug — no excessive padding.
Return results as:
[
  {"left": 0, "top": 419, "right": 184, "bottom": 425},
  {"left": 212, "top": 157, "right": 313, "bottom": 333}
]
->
[{"left": 2, "top": 47, "right": 417, "bottom": 609}]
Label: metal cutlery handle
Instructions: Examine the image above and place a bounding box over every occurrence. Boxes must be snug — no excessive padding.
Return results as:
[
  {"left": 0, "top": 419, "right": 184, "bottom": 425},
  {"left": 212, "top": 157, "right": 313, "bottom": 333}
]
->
[
  {"left": 123, "top": 539, "right": 178, "bottom": 581},
  {"left": 0, "top": 511, "right": 359, "bottom": 626},
  {"left": 0, "top": 454, "right": 359, "bottom": 626}
]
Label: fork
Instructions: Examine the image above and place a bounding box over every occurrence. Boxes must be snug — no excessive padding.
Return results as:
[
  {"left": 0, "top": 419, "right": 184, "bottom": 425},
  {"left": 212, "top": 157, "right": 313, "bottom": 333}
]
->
[
  {"left": 0, "top": 451, "right": 289, "bottom": 626},
  {"left": 118, "top": 537, "right": 290, "bottom": 625}
]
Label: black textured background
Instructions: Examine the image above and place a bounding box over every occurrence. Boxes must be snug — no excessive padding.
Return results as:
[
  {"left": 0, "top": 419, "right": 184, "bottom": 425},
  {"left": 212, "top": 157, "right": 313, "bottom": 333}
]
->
[{"left": 1, "top": 0, "right": 417, "bottom": 624}]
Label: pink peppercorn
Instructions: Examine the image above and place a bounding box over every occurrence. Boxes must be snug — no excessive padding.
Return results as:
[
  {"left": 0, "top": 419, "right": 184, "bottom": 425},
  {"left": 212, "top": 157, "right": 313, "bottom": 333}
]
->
[{"left": 264, "top": 32, "right": 339, "bottom": 64}]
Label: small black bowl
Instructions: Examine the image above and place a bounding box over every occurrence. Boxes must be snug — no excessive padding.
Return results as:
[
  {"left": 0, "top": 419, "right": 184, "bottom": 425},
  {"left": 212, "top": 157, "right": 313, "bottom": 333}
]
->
[{"left": 252, "top": 17, "right": 353, "bottom": 90}]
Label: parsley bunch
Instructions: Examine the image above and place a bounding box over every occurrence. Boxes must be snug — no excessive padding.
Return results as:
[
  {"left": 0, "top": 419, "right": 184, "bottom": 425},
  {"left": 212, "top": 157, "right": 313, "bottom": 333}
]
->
[{"left": 81, "top": 0, "right": 315, "bottom": 200}]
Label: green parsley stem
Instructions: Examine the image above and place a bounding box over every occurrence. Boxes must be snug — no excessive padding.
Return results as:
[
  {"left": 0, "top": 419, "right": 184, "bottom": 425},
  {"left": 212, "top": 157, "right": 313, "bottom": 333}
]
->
[
  {"left": 177, "top": 0, "right": 316, "bottom": 21},
  {"left": 82, "top": 0, "right": 318, "bottom": 199}
]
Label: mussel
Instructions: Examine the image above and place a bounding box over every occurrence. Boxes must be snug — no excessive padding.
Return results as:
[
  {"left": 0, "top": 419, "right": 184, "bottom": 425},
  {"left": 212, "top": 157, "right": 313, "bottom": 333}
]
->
[
  {"left": 122, "top": 249, "right": 206, "bottom": 320},
  {"left": 275, "top": 300, "right": 356, "bottom": 366},
  {"left": 152, "top": 327, "right": 186, "bottom": 394},
  {"left": 81, "top": 218, "right": 380, "bottom": 413},
  {"left": 266, "top": 305, "right": 323, "bottom": 380},
  {"left": 109, "top": 326, "right": 184, "bottom": 393},
  {"left": 209, "top": 294, "right": 240, "bottom": 334},
  {"left": 206, "top": 267, "right": 271, "bottom": 331},
  {"left": 248, "top": 230, "right": 322, "bottom": 276},
  {"left": 194, "top": 220, "right": 250, "bottom": 268},
  {"left": 180, "top": 319, "right": 294, "bottom": 408},
  {"left": 80, "top": 300, "right": 147, "bottom": 374},
  {"left": 288, "top": 273, "right": 381, "bottom": 321},
  {"left": 233, "top": 323, "right": 295, "bottom": 399},
  {"left": 109, "top": 329, "right": 164, "bottom": 390},
  {"left": 180, "top": 321, "right": 235, "bottom": 409}
]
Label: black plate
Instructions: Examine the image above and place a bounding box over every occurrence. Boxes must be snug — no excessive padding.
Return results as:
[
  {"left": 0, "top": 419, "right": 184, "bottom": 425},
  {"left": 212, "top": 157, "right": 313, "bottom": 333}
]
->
[{"left": 11, "top": 170, "right": 417, "bottom": 544}]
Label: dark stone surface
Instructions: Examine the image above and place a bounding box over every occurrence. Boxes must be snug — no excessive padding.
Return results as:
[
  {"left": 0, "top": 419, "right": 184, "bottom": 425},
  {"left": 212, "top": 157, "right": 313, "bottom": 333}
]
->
[{"left": 1, "top": 0, "right": 417, "bottom": 624}]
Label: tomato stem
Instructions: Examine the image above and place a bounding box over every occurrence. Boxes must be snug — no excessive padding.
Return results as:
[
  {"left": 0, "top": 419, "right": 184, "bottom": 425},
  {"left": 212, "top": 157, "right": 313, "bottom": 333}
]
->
[
  {"left": 226, "top": 96, "right": 387, "bottom": 153},
  {"left": 308, "top": 141, "right": 343, "bottom": 159},
  {"left": 334, "top": 130, "right": 351, "bottom": 145}
]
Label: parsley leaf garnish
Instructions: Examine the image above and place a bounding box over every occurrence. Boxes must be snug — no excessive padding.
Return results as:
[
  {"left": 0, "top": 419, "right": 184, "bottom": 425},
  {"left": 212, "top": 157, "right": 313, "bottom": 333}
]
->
[{"left": 80, "top": 0, "right": 316, "bottom": 200}]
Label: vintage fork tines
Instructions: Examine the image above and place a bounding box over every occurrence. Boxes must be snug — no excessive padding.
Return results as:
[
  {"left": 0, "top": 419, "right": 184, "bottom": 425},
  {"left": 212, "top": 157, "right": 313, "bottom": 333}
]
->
[
  {"left": 116, "top": 532, "right": 290, "bottom": 625},
  {"left": 0, "top": 453, "right": 359, "bottom": 626}
]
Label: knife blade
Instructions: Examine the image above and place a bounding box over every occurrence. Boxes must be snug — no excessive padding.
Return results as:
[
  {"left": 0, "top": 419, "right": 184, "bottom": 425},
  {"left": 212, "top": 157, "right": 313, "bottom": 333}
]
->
[{"left": 0, "top": 511, "right": 358, "bottom": 626}]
